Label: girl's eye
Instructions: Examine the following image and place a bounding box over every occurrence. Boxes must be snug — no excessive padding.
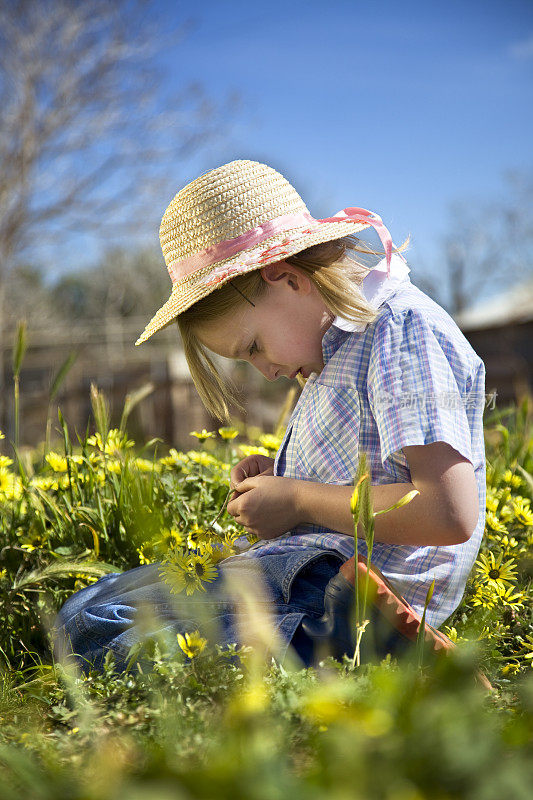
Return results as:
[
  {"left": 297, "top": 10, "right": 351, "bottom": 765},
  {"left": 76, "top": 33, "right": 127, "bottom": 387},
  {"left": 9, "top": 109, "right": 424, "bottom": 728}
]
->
[{"left": 248, "top": 341, "right": 257, "bottom": 357}]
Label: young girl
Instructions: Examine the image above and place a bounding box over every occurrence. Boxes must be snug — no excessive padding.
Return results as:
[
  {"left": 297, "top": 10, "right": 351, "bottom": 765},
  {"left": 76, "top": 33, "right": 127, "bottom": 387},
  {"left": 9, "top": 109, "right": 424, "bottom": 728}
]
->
[{"left": 54, "top": 159, "right": 486, "bottom": 673}]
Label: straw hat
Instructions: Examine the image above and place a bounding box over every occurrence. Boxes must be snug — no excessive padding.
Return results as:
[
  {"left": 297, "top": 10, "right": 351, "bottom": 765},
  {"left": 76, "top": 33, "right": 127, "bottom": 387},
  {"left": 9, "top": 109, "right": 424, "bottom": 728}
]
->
[{"left": 135, "top": 159, "right": 400, "bottom": 345}]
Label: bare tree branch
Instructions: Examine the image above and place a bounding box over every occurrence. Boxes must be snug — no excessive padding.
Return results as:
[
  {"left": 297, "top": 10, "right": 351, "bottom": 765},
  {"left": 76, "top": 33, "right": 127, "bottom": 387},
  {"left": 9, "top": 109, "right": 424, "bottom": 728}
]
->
[
  {"left": 0, "top": 0, "right": 248, "bottom": 430},
  {"left": 420, "top": 175, "right": 533, "bottom": 315},
  {"left": 0, "top": 0, "right": 246, "bottom": 281}
]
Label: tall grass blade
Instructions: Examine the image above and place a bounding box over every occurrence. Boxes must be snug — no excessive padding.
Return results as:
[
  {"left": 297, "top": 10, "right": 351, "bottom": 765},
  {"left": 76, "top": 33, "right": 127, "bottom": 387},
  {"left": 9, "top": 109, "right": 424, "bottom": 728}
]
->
[
  {"left": 11, "top": 560, "right": 119, "bottom": 592},
  {"left": 49, "top": 351, "right": 77, "bottom": 402},
  {"left": 516, "top": 464, "right": 533, "bottom": 494},
  {"left": 351, "top": 453, "right": 370, "bottom": 668},
  {"left": 12, "top": 320, "right": 28, "bottom": 451},
  {"left": 361, "top": 478, "right": 375, "bottom": 629},
  {"left": 58, "top": 407, "right": 75, "bottom": 505},
  {"left": 43, "top": 352, "right": 78, "bottom": 464},
  {"left": 12, "top": 320, "right": 27, "bottom": 379},
  {"left": 416, "top": 578, "right": 435, "bottom": 669},
  {"left": 90, "top": 383, "right": 110, "bottom": 445},
  {"left": 274, "top": 386, "right": 298, "bottom": 439},
  {"left": 119, "top": 382, "right": 154, "bottom": 434}
]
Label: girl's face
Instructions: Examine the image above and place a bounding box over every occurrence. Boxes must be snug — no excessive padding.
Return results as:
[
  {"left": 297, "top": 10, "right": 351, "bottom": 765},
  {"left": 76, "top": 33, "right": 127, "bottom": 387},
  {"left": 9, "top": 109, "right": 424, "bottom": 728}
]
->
[{"left": 194, "top": 262, "right": 335, "bottom": 381}]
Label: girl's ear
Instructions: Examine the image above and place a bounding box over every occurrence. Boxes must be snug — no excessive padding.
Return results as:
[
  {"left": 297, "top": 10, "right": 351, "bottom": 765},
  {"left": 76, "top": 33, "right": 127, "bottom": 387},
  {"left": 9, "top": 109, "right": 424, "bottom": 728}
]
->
[
  {"left": 260, "top": 262, "right": 310, "bottom": 291},
  {"left": 260, "top": 262, "right": 287, "bottom": 283}
]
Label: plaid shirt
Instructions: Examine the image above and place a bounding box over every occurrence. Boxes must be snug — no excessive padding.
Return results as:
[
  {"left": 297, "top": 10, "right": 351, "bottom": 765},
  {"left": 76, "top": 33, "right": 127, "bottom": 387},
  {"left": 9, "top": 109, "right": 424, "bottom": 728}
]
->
[{"left": 238, "top": 254, "right": 486, "bottom": 628}]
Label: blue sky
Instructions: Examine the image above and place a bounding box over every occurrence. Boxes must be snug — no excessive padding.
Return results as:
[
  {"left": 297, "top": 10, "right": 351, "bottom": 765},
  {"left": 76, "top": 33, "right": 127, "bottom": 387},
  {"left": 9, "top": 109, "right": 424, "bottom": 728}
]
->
[
  {"left": 159, "top": 0, "right": 532, "bottom": 292},
  {"left": 49, "top": 0, "right": 533, "bottom": 306}
]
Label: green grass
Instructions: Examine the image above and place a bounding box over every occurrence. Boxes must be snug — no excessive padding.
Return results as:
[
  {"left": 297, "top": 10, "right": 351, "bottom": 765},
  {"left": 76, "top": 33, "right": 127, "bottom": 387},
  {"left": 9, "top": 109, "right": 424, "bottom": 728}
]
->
[{"left": 0, "top": 385, "right": 531, "bottom": 799}]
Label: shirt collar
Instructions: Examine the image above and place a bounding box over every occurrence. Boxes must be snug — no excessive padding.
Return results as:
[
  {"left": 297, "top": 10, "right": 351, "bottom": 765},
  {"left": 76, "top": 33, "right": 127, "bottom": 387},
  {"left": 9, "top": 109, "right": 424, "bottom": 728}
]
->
[
  {"left": 332, "top": 252, "right": 411, "bottom": 331},
  {"left": 321, "top": 253, "right": 411, "bottom": 364}
]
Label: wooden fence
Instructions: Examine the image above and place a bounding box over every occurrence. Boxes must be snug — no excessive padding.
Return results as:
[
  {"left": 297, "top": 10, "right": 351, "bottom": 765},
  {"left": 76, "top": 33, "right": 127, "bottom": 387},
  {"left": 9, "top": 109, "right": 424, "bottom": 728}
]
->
[{"left": 0, "top": 317, "right": 297, "bottom": 453}]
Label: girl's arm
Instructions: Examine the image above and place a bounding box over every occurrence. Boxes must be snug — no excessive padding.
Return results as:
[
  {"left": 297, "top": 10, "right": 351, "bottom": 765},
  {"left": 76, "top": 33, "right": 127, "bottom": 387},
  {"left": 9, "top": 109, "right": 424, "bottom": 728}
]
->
[{"left": 294, "top": 441, "right": 479, "bottom": 546}]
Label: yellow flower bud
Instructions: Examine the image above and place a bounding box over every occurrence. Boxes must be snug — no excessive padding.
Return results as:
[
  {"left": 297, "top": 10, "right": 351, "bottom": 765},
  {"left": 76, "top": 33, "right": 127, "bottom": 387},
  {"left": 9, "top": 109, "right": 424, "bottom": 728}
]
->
[{"left": 350, "top": 487, "right": 359, "bottom": 515}]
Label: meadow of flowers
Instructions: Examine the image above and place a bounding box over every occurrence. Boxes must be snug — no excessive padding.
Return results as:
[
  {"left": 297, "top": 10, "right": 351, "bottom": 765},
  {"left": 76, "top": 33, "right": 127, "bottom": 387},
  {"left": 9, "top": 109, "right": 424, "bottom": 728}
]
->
[{"left": 0, "top": 352, "right": 531, "bottom": 797}]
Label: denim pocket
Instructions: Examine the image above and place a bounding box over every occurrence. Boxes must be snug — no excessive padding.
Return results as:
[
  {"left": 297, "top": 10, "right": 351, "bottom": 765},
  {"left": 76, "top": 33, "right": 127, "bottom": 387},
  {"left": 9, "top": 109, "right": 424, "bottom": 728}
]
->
[{"left": 281, "top": 549, "right": 344, "bottom": 605}]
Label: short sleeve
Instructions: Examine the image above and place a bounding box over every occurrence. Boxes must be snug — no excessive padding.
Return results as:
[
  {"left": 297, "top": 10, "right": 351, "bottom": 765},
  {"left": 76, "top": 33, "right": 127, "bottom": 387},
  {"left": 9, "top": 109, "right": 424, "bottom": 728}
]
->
[{"left": 367, "top": 308, "right": 474, "bottom": 474}]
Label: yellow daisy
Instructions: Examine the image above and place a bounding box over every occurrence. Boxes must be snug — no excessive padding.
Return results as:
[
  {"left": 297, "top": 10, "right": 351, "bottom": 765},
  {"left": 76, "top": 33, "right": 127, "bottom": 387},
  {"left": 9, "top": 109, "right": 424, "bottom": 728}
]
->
[
  {"left": 187, "top": 524, "right": 211, "bottom": 552},
  {"left": 512, "top": 498, "right": 533, "bottom": 527},
  {"left": 0, "top": 467, "right": 12, "bottom": 494},
  {"left": 443, "top": 626, "right": 468, "bottom": 644},
  {"left": 158, "top": 559, "right": 193, "bottom": 594},
  {"left": 190, "top": 551, "right": 218, "bottom": 585},
  {"left": 475, "top": 551, "right": 517, "bottom": 590},
  {"left": 0, "top": 469, "right": 23, "bottom": 500},
  {"left": 87, "top": 429, "right": 134, "bottom": 455},
  {"left": 58, "top": 475, "right": 71, "bottom": 490},
  {"left": 177, "top": 630, "right": 207, "bottom": 659},
  {"left": 501, "top": 662, "right": 521, "bottom": 676},
  {"left": 0, "top": 455, "right": 13, "bottom": 468},
  {"left": 209, "top": 542, "right": 236, "bottom": 564},
  {"left": 258, "top": 433, "right": 282, "bottom": 451},
  {"left": 471, "top": 585, "right": 496, "bottom": 610},
  {"left": 444, "top": 626, "right": 458, "bottom": 642},
  {"left": 187, "top": 451, "right": 217, "bottom": 468},
  {"left": 157, "top": 528, "right": 185, "bottom": 551},
  {"left": 485, "top": 493, "right": 499, "bottom": 514},
  {"left": 137, "top": 545, "right": 154, "bottom": 565},
  {"left": 499, "top": 504, "right": 514, "bottom": 522},
  {"left": 30, "top": 476, "right": 55, "bottom": 491},
  {"left": 159, "top": 448, "right": 188, "bottom": 467},
  {"left": 134, "top": 457, "right": 159, "bottom": 472},
  {"left": 45, "top": 452, "right": 68, "bottom": 472},
  {"left": 238, "top": 444, "right": 270, "bottom": 458},
  {"left": 496, "top": 585, "right": 526, "bottom": 610},
  {"left": 502, "top": 468, "right": 524, "bottom": 489},
  {"left": 487, "top": 534, "right": 523, "bottom": 553},
  {"left": 189, "top": 429, "right": 216, "bottom": 443},
  {"left": 522, "top": 635, "right": 533, "bottom": 663},
  {"left": 153, "top": 528, "right": 185, "bottom": 557},
  {"left": 182, "top": 568, "right": 205, "bottom": 595},
  {"left": 485, "top": 511, "right": 507, "bottom": 534},
  {"left": 218, "top": 427, "right": 239, "bottom": 441}
]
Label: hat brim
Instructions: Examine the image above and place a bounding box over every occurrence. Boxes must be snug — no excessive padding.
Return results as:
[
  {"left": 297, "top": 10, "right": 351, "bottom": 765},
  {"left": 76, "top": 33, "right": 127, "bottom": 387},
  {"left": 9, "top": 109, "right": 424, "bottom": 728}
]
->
[{"left": 135, "top": 218, "right": 371, "bottom": 345}]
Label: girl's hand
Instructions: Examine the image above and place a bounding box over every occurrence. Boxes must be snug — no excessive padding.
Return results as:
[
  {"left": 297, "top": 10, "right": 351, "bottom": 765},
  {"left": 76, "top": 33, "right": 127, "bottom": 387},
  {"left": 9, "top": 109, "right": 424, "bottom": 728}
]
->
[
  {"left": 229, "top": 455, "right": 274, "bottom": 501},
  {"left": 226, "top": 475, "right": 302, "bottom": 540}
]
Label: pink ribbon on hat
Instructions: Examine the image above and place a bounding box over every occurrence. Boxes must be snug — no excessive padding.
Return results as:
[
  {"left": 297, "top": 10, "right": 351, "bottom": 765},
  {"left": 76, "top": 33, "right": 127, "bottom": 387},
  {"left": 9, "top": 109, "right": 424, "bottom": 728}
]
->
[
  {"left": 167, "top": 206, "right": 402, "bottom": 284},
  {"left": 319, "top": 207, "right": 406, "bottom": 277}
]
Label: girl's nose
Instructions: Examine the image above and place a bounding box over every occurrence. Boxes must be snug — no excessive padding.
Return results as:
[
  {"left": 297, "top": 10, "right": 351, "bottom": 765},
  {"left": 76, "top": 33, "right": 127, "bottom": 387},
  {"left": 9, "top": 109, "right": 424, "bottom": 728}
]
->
[{"left": 257, "top": 357, "right": 279, "bottom": 381}]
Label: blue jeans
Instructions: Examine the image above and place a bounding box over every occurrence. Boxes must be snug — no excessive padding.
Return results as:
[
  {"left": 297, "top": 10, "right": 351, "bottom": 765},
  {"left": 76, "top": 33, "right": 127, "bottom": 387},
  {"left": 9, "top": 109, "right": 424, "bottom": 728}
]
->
[{"left": 52, "top": 547, "right": 345, "bottom": 674}]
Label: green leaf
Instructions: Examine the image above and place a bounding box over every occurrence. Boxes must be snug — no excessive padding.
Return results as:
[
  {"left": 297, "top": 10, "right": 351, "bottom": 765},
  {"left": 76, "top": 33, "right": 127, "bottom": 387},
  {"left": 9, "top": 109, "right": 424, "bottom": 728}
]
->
[
  {"left": 373, "top": 489, "right": 420, "bottom": 517},
  {"left": 52, "top": 546, "right": 80, "bottom": 556}
]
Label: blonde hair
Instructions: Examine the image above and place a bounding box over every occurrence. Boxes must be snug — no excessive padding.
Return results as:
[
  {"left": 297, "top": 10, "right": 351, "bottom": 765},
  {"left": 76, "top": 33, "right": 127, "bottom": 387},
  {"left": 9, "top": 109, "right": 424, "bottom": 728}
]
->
[{"left": 177, "top": 233, "right": 410, "bottom": 422}]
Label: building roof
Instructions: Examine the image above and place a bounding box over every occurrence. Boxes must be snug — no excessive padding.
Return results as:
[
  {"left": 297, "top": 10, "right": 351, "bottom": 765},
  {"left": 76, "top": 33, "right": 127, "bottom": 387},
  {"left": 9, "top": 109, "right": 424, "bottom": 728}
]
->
[{"left": 453, "top": 277, "right": 533, "bottom": 331}]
